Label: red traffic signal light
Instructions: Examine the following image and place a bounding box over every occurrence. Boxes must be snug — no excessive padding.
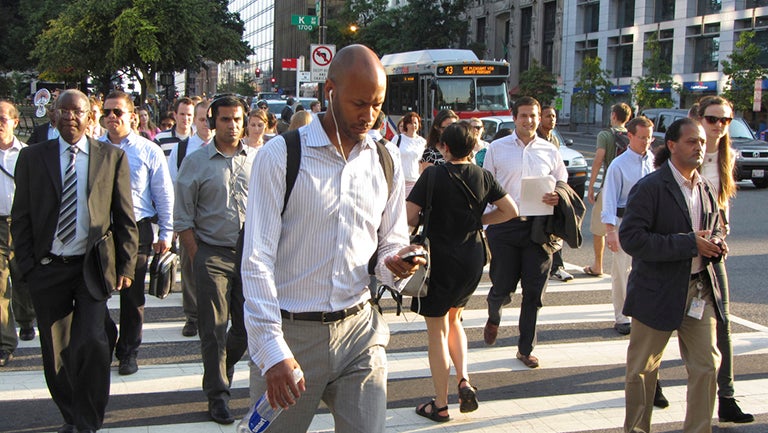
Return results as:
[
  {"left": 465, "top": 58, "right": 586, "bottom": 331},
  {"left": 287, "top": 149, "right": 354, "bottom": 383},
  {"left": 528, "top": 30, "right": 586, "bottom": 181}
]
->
[
  {"left": 270, "top": 77, "right": 276, "bottom": 84},
  {"left": 254, "top": 68, "right": 261, "bottom": 77}
]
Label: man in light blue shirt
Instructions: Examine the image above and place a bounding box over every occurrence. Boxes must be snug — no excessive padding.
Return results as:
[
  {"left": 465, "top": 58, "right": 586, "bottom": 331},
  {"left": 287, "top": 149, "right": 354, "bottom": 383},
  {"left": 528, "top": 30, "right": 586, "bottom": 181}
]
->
[
  {"left": 101, "top": 91, "right": 174, "bottom": 375},
  {"left": 601, "top": 116, "right": 655, "bottom": 335}
]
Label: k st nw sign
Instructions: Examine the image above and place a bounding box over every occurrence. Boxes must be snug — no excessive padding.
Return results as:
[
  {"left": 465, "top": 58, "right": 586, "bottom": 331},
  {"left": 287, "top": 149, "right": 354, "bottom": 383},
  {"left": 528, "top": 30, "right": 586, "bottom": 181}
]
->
[{"left": 292, "top": 14, "right": 317, "bottom": 31}]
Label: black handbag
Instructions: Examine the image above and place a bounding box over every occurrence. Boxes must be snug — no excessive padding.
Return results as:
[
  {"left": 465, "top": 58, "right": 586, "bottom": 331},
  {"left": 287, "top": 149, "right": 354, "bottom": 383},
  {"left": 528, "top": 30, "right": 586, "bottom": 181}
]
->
[
  {"left": 443, "top": 164, "right": 491, "bottom": 266},
  {"left": 148, "top": 251, "right": 178, "bottom": 299},
  {"left": 400, "top": 167, "right": 435, "bottom": 298}
]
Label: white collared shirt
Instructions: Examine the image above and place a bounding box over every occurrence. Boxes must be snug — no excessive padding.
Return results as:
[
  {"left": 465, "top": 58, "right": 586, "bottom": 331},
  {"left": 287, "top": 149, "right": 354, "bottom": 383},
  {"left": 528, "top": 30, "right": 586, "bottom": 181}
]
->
[
  {"left": 241, "top": 119, "right": 409, "bottom": 374},
  {"left": 0, "top": 137, "right": 25, "bottom": 215},
  {"left": 669, "top": 162, "right": 704, "bottom": 274},
  {"left": 483, "top": 131, "right": 568, "bottom": 205}
]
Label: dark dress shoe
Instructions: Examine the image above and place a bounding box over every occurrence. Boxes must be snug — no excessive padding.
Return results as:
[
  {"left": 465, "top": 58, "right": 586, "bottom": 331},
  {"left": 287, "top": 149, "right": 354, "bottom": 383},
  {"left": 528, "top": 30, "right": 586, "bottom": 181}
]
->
[
  {"left": 483, "top": 320, "right": 498, "bottom": 345},
  {"left": 182, "top": 320, "right": 198, "bottom": 337},
  {"left": 719, "top": 397, "right": 754, "bottom": 423},
  {"left": 209, "top": 399, "right": 235, "bottom": 424},
  {"left": 56, "top": 424, "right": 76, "bottom": 433},
  {"left": 118, "top": 354, "right": 138, "bottom": 375},
  {"left": 653, "top": 382, "right": 669, "bottom": 408},
  {"left": 19, "top": 327, "right": 36, "bottom": 341},
  {"left": 0, "top": 350, "right": 13, "bottom": 367}
]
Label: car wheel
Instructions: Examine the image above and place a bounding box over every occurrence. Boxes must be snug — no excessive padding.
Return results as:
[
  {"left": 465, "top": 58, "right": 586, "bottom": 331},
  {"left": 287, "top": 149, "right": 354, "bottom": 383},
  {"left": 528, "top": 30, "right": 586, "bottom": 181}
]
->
[{"left": 752, "top": 178, "right": 768, "bottom": 189}]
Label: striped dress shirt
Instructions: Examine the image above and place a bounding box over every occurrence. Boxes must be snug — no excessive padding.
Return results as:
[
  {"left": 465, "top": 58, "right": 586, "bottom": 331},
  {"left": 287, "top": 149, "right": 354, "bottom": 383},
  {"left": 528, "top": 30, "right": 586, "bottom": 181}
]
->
[{"left": 242, "top": 119, "right": 410, "bottom": 374}]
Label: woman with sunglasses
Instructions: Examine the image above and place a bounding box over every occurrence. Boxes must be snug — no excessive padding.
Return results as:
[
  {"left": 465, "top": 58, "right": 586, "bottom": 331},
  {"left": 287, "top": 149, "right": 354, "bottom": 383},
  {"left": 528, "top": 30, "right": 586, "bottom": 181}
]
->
[{"left": 656, "top": 96, "right": 753, "bottom": 423}]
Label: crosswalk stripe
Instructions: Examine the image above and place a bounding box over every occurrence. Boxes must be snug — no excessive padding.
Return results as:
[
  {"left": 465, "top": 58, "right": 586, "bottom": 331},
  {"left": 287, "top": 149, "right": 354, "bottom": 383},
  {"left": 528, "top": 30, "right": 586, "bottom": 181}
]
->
[{"left": 5, "top": 331, "right": 767, "bottom": 402}]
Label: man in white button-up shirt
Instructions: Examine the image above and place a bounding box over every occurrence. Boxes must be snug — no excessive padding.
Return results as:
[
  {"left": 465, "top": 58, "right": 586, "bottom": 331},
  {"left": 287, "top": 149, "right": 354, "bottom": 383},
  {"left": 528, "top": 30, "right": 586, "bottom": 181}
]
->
[
  {"left": 242, "top": 44, "right": 423, "bottom": 432},
  {"left": 482, "top": 96, "right": 567, "bottom": 369}
]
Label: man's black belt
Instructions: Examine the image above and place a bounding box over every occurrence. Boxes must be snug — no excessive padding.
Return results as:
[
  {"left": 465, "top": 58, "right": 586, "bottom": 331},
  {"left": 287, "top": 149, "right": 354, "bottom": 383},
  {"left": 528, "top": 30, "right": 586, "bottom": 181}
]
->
[
  {"left": 690, "top": 270, "right": 708, "bottom": 281},
  {"left": 617, "top": 207, "right": 626, "bottom": 218},
  {"left": 41, "top": 254, "right": 85, "bottom": 265},
  {"left": 280, "top": 301, "right": 367, "bottom": 324}
]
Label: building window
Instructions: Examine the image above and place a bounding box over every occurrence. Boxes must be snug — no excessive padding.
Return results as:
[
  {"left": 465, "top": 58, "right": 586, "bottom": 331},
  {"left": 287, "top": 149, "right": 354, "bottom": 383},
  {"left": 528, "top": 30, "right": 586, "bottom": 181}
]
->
[
  {"left": 520, "top": 7, "right": 532, "bottom": 73},
  {"left": 609, "top": 35, "right": 634, "bottom": 77},
  {"left": 746, "top": 0, "right": 768, "bottom": 8},
  {"left": 694, "top": 36, "right": 720, "bottom": 72},
  {"left": 579, "top": 0, "right": 600, "bottom": 33},
  {"left": 655, "top": 0, "right": 675, "bottom": 22},
  {"left": 542, "top": 1, "right": 557, "bottom": 72},
  {"left": 617, "top": 0, "right": 635, "bottom": 28},
  {"left": 698, "top": 0, "right": 722, "bottom": 15},
  {"left": 477, "top": 17, "right": 486, "bottom": 45}
]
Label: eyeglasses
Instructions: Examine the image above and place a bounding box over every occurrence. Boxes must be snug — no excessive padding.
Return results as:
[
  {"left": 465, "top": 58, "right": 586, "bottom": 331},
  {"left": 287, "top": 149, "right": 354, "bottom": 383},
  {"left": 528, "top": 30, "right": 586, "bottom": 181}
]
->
[
  {"left": 56, "top": 108, "right": 88, "bottom": 118},
  {"left": 703, "top": 116, "right": 733, "bottom": 126},
  {"left": 102, "top": 108, "right": 130, "bottom": 117}
]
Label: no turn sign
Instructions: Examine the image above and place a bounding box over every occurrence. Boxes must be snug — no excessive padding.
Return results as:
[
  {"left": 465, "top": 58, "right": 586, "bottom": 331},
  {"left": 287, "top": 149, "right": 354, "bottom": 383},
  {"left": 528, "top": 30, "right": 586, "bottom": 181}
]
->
[{"left": 310, "top": 44, "right": 335, "bottom": 82}]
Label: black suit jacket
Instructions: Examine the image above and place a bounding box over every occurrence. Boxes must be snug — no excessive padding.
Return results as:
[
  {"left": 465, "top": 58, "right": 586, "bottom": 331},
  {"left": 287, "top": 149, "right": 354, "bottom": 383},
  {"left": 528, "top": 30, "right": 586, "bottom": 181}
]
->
[
  {"left": 27, "top": 123, "right": 52, "bottom": 145},
  {"left": 619, "top": 161, "right": 725, "bottom": 331},
  {"left": 11, "top": 137, "right": 138, "bottom": 300}
]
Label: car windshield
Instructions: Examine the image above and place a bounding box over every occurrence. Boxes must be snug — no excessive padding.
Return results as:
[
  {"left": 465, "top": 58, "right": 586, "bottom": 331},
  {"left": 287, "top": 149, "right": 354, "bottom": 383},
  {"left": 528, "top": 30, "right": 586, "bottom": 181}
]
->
[{"left": 729, "top": 119, "right": 755, "bottom": 140}]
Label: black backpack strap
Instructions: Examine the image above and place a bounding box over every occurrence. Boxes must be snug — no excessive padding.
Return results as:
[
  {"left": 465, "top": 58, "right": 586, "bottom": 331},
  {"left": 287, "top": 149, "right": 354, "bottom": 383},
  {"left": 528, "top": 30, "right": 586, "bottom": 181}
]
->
[
  {"left": 376, "top": 138, "right": 394, "bottom": 198},
  {"left": 282, "top": 129, "right": 302, "bottom": 216},
  {"left": 176, "top": 137, "right": 190, "bottom": 169}
]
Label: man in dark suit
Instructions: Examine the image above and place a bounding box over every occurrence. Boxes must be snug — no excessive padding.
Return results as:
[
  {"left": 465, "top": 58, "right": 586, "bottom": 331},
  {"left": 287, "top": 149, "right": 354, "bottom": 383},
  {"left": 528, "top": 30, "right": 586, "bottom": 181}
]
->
[
  {"left": 27, "top": 108, "right": 59, "bottom": 145},
  {"left": 11, "top": 89, "right": 138, "bottom": 433},
  {"left": 620, "top": 117, "right": 726, "bottom": 433}
]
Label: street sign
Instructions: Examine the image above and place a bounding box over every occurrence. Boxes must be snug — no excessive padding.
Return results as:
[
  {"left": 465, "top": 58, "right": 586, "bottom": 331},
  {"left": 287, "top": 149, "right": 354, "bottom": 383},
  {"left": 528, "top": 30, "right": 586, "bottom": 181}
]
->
[
  {"left": 298, "top": 71, "right": 311, "bottom": 82},
  {"left": 310, "top": 44, "right": 335, "bottom": 82},
  {"left": 291, "top": 14, "right": 317, "bottom": 31}
]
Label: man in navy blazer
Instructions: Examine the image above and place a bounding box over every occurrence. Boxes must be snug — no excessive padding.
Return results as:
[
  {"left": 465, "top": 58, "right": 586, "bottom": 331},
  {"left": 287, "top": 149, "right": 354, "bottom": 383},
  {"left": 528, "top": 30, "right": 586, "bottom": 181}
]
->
[
  {"left": 620, "top": 117, "right": 726, "bottom": 433},
  {"left": 11, "top": 89, "right": 138, "bottom": 433}
]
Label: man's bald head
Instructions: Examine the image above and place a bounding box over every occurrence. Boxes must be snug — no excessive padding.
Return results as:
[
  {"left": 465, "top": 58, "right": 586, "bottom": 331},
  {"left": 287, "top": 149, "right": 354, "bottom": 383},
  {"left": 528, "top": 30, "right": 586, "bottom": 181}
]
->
[{"left": 327, "top": 44, "right": 385, "bottom": 88}]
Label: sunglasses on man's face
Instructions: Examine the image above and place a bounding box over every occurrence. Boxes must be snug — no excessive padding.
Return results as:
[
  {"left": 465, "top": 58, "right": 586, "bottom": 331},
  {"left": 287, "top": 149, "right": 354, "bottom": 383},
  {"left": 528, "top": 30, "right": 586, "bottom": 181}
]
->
[
  {"left": 102, "top": 108, "right": 130, "bottom": 117},
  {"left": 703, "top": 115, "right": 732, "bottom": 126}
]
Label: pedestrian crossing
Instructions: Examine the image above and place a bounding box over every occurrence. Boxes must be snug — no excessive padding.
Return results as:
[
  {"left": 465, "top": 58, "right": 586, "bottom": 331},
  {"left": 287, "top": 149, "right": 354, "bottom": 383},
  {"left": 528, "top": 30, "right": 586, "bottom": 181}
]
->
[{"left": 3, "top": 264, "right": 767, "bottom": 432}]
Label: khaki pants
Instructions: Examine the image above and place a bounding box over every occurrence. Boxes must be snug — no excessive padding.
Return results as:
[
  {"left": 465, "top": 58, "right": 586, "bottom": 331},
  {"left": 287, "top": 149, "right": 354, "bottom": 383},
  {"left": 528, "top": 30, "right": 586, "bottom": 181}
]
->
[
  {"left": 624, "top": 277, "right": 720, "bottom": 433},
  {"left": 590, "top": 190, "right": 607, "bottom": 236},
  {"left": 611, "top": 218, "right": 631, "bottom": 325}
]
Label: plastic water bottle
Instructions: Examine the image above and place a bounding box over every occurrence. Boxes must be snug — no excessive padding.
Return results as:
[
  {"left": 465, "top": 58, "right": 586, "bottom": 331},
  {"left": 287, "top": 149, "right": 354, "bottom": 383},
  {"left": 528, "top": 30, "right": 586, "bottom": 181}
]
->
[{"left": 236, "top": 368, "right": 304, "bottom": 433}]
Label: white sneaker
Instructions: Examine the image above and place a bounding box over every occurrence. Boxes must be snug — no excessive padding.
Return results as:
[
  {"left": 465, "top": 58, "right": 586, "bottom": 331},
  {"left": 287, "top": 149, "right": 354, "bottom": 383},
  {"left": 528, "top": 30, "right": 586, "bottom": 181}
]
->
[{"left": 550, "top": 268, "right": 574, "bottom": 282}]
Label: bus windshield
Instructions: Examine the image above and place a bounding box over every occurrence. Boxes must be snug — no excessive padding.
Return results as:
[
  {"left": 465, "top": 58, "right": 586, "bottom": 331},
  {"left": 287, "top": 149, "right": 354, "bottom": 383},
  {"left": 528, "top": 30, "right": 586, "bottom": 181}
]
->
[
  {"left": 435, "top": 79, "right": 474, "bottom": 112},
  {"left": 476, "top": 79, "right": 509, "bottom": 111}
]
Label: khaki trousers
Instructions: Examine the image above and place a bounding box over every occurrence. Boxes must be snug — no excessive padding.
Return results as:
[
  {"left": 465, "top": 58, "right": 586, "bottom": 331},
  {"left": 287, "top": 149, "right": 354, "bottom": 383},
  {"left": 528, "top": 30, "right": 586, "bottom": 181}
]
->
[
  {"left": 611, "top": 218, "right": 632, "bottom": 325},
  {"left": 624, "top": 277, "right": 720, "bottom": 433}
]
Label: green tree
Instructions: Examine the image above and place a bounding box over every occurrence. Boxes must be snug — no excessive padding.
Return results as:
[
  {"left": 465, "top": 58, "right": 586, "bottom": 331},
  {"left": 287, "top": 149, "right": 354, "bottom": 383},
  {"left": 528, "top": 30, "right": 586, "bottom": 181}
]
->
[
  {"left": 722, "top": 31, "right": 768, "bottom": 115},
  {"left": 572, "top": 56, "right": 612, "bottom": 124},
  {"left": 518, "top": 60, "right": 558, "bottom": 105},
  {"left": 0, "top": 0, "right": 66, "bottom": 72},
  {"left": 218, "top": 73, "right": 256, "bottom": 96},
  {"left": 31, "top": 0, "right": 251, "bottom": 102},
  {"left": 631, "top": 32, "right": 677, "bottom": 111}
]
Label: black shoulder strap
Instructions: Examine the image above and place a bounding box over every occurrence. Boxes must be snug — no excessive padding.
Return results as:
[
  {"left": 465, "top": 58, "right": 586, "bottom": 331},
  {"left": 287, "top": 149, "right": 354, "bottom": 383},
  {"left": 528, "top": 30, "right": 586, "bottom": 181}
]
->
[
  {"left": 442, "top": 165, "right": 484, "bottom": 229},
  {"left": 376, "top": 138, "right": 394, "bottom": 198},
  {"left": 176, "top": 137, "right": 190, "bottom": 169},
  {"left": 281, "top": 129, "right": 302, "bottom": 216},
  {"left": 396, "top": 135, "right": 402, "bottom": 148},
  {"left": 0, "top": 162, "right": 14, "bottom": 180}
]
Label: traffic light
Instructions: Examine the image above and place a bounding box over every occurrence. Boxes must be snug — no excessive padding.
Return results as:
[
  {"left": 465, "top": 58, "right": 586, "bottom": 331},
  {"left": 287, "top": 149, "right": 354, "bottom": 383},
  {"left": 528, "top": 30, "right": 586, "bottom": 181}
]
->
[
  {"left": 270, "top": 77, "right": 276, "bottom": 84},
  {"left": 254, "top": 68, "right": 261, "bottom": 78}
]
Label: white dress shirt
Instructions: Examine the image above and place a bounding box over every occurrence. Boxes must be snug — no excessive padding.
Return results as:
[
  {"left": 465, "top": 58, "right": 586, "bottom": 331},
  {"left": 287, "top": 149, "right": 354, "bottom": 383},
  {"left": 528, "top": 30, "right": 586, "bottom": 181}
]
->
[
  {"left": 51, "top": 136, "right": 90, "bottom": 256},
  {"left": 0, "top": 137, "right": 25, "bottom": 215},
  {"left": 241, "top": 119, "right": 410, "bottom": 374},
  {"left": 483, "top": 131, "right": 567, "bottom": 205}
]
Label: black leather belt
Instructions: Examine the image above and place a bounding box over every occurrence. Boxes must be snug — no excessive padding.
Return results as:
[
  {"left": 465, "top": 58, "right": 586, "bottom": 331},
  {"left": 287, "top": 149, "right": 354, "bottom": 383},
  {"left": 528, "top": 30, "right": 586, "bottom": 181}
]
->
[
  {"left": 690, "top": 270, "right": 708, "bottom": 281},
  {"left": 617, "top": 207, "right": 625, "bottom": 218},
  {"left": 280, "top": 301, "right": 367, "bottom": 324},
  {"left": 41, "top": 254, "right": 85, "bottom": 265}
]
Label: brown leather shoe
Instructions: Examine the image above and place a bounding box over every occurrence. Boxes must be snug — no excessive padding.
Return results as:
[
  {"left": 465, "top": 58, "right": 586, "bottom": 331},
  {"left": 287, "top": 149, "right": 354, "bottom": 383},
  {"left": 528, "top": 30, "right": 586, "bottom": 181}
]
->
[
  {"left": 483, "top": 320, "right": 498, "bottom": 345},
  {"left": 516, "top": 351, "right": 539, "bottom": 368}
]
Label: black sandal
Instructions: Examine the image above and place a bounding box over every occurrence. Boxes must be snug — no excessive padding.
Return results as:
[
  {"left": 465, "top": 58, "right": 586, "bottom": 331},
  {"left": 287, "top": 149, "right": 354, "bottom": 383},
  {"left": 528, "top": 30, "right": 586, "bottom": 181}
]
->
[
  {"left": 416, "top": 399, "right": 450, "bottom": 422},
  {"left": 458, "top": 378, "right": 479, "bottom": 413}
]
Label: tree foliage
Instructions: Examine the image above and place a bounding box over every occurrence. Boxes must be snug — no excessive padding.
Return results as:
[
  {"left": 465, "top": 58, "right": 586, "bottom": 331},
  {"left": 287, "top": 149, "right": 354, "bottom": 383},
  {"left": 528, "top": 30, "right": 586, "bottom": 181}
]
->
[
  {"left": 572, "top": 56, "right": 613, "bottom": 123},
  {"left": 29, "top": 0, "right": 251, "bottom": 101},
  {"left": 722, "top": 31, "right": 768, "bottom": 115},
  {"left": 518, "top": 60, "right": 558, "bottom": 105},
  {"left": 0, "top": 0, "right": 67, "bottom": 72},
  {"left": 632, "top": 32, "right": 677, "bottom": 111},
  {"left": 327, "top": 0, "right": 469, "bottom": 55}
]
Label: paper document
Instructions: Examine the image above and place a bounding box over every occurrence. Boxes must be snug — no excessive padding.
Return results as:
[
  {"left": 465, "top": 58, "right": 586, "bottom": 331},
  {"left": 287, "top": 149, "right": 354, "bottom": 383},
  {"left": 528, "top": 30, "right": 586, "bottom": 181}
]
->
[{"left": 519, "top": 175, "right": 556, "bottom": 216}]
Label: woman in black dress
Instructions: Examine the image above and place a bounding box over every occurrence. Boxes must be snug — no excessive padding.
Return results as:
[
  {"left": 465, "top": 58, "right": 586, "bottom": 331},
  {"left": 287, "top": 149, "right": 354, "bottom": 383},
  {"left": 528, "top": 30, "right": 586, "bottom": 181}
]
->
[{"left": 406, "top": 123, "right": 518, "bottom": 422}]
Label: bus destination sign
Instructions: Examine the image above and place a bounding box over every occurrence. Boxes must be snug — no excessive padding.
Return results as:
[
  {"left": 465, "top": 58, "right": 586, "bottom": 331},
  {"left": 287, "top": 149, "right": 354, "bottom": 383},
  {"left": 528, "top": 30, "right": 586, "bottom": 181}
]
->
[{"left": 436, "top": 64, "right": 509, "bottom": 77}]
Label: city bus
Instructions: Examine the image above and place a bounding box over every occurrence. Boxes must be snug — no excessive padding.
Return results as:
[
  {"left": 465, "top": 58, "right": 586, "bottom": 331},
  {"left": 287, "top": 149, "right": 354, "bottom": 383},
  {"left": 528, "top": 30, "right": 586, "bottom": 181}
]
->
[{"left": 380, "top": 49, "right": 511, "bottom": 134}]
